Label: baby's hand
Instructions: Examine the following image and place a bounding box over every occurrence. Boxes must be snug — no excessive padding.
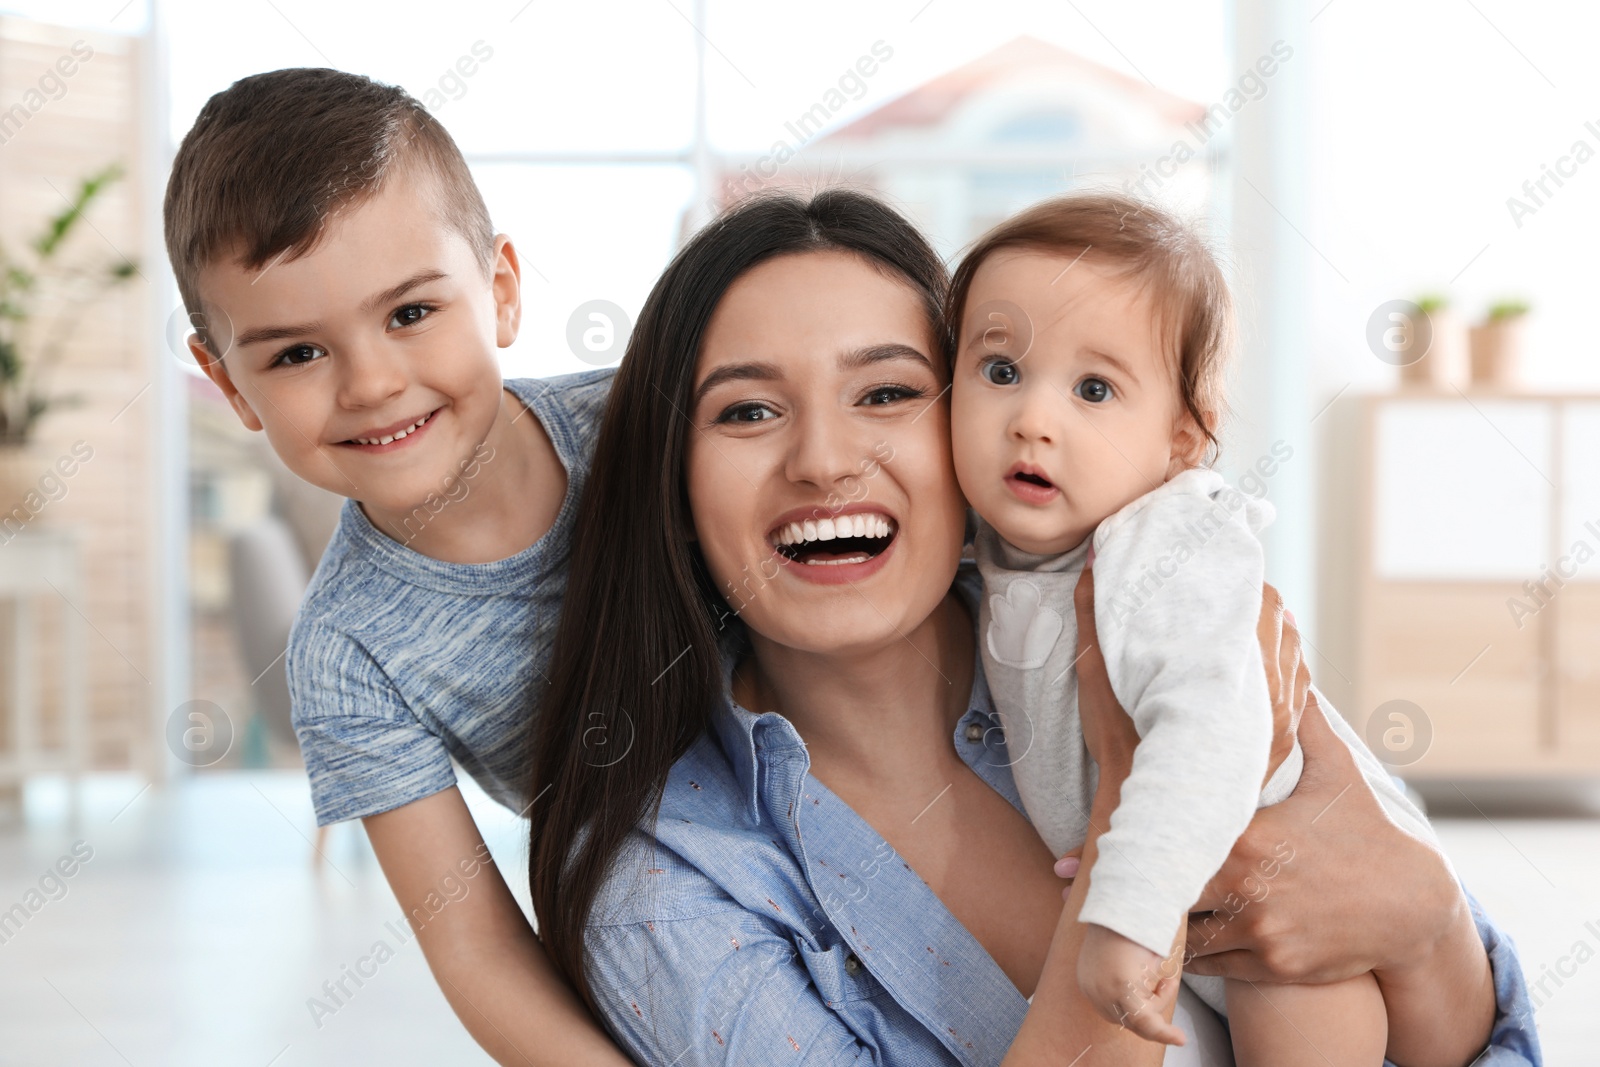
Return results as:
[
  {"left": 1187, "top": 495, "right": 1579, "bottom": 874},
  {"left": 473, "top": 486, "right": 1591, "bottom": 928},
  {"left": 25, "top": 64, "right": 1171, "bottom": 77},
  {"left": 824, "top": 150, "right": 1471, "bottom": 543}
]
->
[{"left": 1077, "top": 923, "right": 1186, "bottom": 1047}]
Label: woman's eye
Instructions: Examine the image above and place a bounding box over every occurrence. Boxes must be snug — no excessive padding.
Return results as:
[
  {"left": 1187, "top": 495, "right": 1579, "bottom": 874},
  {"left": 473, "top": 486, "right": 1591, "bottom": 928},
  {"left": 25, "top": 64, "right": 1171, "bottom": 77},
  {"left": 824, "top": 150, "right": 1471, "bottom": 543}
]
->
[
  {"left": 980, "top": 358, "right": 1020, "bottom": 386},
  {"left": 717, "top": 402, "right": 778, "bottom": 424},
  {"left": 273, "top": 343, "right": 325, "bottom": 368},
  {"left": 1075, "top": 377, "right": 1113, "bottom": 403},
  {"left": 389, "top": 303, "right": 435, "bottom": 329},
  {"left": 861, "top": 384, "right": 925, "bottom": 406}
]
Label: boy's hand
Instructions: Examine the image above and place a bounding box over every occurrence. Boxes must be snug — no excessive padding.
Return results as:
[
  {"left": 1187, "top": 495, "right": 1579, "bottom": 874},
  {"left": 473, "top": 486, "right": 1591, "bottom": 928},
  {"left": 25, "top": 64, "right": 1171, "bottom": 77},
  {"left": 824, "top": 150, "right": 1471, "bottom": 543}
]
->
[{"left": 1077, "top": 923, "right": 1186, "bottom": 1048}]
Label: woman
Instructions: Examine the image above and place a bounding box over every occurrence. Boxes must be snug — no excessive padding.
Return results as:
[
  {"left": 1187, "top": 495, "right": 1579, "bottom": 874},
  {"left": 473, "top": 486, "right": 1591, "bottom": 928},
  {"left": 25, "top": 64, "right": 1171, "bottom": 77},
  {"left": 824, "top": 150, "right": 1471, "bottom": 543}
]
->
[{"left": 527, "top": 190, "right": 1537, "bottom": 1064}]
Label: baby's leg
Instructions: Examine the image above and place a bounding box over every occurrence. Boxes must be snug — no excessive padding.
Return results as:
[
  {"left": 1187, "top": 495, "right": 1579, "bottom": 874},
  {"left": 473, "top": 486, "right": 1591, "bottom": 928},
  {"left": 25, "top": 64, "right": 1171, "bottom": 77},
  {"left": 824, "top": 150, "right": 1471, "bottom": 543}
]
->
[{"left": 1226, "top": 971, "right": 1387, "bottom": 1067}]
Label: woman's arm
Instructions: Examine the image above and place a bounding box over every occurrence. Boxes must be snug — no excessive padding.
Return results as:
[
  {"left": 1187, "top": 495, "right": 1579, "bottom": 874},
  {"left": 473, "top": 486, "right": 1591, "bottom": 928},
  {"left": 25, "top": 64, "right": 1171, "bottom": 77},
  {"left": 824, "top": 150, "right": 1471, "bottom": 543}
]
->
[
  {"left": 1183, "top": 695, "right": 1498, "bottom": 1067},
  {"left": 999, "top": 569, "right": 1179, "bottom": 1066},
  {"left": 363, "top": 788, "right": 633, "bottom": 1067}
]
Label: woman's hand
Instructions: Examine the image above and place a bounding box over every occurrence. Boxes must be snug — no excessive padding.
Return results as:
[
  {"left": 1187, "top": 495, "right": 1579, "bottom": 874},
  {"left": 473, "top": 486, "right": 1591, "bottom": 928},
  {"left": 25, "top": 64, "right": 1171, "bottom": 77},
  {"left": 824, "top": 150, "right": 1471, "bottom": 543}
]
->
[
  {"left": 1183, "top": 693, "right": 1460, "bottom": 984},
  {"left": 1072, "top": 567, "right": 1138, "bottom": 777},
  {"left": 1258, "top": 585, "right": 1310, "bottom": 786},
  {"left": 1184, "top": 696, "right": 1497, "bottom": 1067}
]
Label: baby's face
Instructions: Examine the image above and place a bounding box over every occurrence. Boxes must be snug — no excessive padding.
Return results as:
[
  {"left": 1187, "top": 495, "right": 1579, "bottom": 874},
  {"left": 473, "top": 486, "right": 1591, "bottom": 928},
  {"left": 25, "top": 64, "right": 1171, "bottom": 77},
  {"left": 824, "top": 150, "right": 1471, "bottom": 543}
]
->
[{"left": 950, "top": 249, "right": 1197, "bottom": 555}]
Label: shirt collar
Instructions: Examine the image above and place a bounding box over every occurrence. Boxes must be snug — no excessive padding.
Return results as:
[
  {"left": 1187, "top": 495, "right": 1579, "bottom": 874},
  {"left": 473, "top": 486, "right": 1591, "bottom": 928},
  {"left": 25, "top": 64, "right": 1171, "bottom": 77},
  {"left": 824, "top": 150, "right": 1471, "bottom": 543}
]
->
[{"left": 708, "top": 565, "right": 995, "bottom": 827}]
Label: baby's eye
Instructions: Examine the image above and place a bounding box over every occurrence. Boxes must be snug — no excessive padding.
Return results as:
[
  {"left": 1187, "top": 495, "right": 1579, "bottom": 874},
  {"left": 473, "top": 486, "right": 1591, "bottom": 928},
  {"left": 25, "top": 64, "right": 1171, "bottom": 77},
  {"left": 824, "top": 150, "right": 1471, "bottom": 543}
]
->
[
  {"left": 273, "top": 343, "right": 326, "bottom": 369},
  {"left": 1075, "top": 377, "right": 1113, "bottom": 403},
  {"left": 717, "top": 401, "right": 778, "bottom": 424},
  {"left": 389, "top": 303, "right": 434, "bottom": 330},
  {"left": 980, "top": 357, "right": 1020, "bottom": 386}
]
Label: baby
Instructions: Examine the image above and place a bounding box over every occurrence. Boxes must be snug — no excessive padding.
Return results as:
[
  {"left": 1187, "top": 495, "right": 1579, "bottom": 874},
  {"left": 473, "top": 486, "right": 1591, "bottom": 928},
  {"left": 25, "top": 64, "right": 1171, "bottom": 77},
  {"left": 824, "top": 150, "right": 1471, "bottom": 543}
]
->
[{"left": 948, "top": 193, "right": 1389, "bottom": 1064}]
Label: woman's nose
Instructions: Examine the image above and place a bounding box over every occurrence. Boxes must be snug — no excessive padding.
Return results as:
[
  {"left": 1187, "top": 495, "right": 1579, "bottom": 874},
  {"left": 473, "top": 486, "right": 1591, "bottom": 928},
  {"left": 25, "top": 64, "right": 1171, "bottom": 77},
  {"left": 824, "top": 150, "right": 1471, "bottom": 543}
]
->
[{"left": 784, "top": 407, "right": 872, "bottom": 491}]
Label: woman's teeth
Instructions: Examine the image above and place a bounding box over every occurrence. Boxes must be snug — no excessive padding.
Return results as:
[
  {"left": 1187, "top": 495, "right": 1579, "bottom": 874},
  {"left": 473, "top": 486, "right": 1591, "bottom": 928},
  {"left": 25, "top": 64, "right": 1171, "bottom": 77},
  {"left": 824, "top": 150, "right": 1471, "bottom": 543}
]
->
[
  {"left": 353, "top": 412, "right": 431, "bottom": 446},
  {"left": 772, "top": 512, "right": 894, "bottom": 547}
]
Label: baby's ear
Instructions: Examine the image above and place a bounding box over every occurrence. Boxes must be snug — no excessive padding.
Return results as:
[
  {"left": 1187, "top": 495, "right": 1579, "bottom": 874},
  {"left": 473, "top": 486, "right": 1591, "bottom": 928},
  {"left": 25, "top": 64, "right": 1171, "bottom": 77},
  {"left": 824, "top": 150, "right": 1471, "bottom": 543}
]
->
[{"left": 1167, "top": 409, "right": 1213, "bottom": 475}]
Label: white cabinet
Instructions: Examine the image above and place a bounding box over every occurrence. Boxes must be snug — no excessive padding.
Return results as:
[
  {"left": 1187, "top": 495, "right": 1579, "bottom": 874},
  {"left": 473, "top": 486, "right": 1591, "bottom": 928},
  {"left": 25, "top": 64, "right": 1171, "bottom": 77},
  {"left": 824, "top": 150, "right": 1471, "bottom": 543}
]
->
[
  {"left": 1372, "top": 400, "right": 1550, "bottom": 580},
  {"left": 1321, "top": 393, "right": 1600, "bottom": 777}
]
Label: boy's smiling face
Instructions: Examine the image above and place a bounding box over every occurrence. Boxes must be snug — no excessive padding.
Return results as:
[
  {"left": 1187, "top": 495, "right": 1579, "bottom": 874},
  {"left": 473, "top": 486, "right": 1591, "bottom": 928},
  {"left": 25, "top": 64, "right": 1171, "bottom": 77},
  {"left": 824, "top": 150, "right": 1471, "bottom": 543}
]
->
[
  {"left": 191, "top": 168, "right": 520, "bottom": 520},
  {"left": 950, "top": 248, "right": 1205, "bottom": 556}
]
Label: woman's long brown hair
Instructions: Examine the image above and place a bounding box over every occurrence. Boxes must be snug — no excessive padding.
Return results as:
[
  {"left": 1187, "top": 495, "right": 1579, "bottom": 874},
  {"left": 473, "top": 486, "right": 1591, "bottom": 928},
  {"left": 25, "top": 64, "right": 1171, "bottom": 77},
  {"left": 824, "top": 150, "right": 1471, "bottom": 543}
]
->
[{"left": 526, "top": 189, "right": 950, "bottom": 1013}]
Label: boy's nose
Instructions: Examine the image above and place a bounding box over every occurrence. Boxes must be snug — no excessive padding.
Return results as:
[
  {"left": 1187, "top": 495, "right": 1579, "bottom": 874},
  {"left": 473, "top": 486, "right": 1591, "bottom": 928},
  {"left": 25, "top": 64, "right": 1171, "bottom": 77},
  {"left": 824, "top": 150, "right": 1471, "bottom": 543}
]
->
[{"left": 336, "top": 340, "right": 408, "bottom": 408}]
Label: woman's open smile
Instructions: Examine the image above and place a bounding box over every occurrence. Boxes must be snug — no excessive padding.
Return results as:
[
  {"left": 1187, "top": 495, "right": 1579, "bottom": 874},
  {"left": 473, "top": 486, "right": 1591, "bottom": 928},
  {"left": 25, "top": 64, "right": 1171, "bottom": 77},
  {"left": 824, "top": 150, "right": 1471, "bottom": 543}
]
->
[{"left": 767, "top": 502, "right": 900, "bottom": 582}]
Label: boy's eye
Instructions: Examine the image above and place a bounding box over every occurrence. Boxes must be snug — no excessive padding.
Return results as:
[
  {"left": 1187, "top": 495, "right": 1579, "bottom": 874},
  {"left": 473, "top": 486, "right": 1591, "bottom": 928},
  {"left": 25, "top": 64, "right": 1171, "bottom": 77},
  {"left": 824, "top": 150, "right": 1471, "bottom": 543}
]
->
[
  {"left": 1075, "top": 377, "right": 1113, "bottom": 403},
  {"left": 980, "top": 357, "right": 1020, "bottom": 386},
  {"left": 716, "top": 401, "right": 778, "bottom": 424},
  {"left": 389, "top": 303, "right": 434, "bottom": 329},
  {"left": 273, "top": 343, "right": 326, "bottom": 369},
  {"left": 861, "top": 383, "right": 926, "bottom": 406}
]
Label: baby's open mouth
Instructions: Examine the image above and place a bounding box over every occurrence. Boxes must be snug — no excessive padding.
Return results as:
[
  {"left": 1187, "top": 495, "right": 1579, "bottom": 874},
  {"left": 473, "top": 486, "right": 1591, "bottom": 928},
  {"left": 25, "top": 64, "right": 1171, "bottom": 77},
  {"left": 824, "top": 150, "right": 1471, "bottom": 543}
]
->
[
  {"left": 769, "top": 511, "right": 898, "bottom": 567},
  {"left": 1012, "top": 471, "right": 1054, "bottom": 489}
]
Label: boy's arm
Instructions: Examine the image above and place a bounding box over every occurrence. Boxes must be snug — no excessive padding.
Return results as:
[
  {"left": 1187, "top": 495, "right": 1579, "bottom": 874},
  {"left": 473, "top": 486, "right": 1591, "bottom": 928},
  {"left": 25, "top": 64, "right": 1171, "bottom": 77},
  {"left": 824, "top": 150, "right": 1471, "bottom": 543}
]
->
[{"left": 363, "top": 788, "right": 633, "bottom": 1067}]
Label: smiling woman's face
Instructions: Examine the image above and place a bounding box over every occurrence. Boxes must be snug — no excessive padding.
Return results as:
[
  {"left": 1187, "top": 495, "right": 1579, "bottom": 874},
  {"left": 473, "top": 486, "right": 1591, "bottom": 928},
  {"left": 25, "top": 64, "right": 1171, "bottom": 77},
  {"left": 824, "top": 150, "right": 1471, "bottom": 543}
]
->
[{"left": 686, "top": 249, "right": 966, "bottom": 658}]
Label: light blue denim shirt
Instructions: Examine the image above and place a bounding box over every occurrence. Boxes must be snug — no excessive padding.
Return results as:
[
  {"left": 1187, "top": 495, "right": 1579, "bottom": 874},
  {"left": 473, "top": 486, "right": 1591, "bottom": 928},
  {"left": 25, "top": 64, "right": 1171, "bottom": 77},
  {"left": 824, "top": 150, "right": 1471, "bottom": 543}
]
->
[{"left": 585, "top": 571, "right": 1541, "bottom": 1066}]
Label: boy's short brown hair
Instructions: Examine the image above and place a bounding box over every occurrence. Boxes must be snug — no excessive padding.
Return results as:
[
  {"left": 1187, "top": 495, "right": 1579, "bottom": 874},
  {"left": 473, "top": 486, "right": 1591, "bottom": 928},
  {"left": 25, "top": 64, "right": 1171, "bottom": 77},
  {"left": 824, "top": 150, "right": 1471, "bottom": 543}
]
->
[
  {"left": 163, "top": 68, "right": 494, "bottom": 347},
  {"left": 947, "top": 192, "right": 1235, "bottom": 458}
]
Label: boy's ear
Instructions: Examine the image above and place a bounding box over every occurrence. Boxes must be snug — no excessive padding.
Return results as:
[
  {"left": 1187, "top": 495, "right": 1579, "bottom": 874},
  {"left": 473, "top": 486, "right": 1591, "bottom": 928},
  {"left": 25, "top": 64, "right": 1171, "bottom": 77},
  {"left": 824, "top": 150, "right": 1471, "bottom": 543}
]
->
[
  {"left": 191, "top": 335, "right": 264, "bottom": 432},
  {"left": 490, "top": 233, "right": 522, "bottom": 348}
]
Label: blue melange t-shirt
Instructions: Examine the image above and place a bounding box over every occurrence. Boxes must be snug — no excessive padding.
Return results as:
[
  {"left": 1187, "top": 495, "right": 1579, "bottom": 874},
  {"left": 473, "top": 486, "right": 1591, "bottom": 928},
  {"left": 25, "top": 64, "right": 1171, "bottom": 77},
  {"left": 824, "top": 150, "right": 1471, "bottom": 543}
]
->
[{"left": 287, "top": 370, "right": 613, "bottom": 826}]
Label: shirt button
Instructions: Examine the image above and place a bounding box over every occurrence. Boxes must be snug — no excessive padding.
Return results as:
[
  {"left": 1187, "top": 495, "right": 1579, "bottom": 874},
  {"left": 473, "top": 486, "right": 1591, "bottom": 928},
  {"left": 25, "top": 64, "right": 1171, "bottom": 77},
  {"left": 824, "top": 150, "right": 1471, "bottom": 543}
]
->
[
  {"left": 964, "top": 723, "right": 984, "bottom": 742},
  {"left": 844, "top": 954, "right": 862, "bottom": 975}
]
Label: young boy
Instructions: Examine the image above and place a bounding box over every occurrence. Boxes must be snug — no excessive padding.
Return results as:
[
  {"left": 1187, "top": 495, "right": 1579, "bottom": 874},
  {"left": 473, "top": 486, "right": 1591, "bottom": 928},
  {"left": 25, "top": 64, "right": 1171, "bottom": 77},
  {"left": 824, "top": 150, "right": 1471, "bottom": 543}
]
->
[{"left": 164, "top": 68, "right": 629, "bottom": 1066}]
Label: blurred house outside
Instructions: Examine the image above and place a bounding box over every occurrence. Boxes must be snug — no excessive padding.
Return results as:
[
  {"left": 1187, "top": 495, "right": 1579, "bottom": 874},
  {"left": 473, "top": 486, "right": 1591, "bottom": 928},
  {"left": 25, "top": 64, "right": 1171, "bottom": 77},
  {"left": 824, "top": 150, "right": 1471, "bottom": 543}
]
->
[{"left": 714, "top": 35, "right": 1219, "bottom": 256}]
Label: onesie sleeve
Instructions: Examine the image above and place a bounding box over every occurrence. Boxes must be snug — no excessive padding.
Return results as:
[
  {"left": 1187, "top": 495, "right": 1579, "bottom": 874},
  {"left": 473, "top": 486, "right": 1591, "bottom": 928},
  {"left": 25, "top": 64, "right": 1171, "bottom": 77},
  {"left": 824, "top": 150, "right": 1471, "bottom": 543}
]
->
[{"left": 1079, "top": 481, "right": 1272, "bottom": 955}]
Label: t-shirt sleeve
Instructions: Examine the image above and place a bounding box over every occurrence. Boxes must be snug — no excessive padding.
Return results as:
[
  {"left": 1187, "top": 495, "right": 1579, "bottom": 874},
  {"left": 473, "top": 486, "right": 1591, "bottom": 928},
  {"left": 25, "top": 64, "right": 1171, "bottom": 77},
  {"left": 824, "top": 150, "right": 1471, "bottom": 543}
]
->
[{"left": 287, "top": 613, "right": 457, "bottom": 826}]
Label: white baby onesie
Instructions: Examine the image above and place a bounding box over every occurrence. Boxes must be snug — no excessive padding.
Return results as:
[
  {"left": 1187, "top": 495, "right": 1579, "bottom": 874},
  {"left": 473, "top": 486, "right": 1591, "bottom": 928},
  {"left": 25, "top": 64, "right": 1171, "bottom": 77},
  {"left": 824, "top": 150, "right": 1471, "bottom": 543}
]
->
[{"left": 976, "top": 468, "right": 1434, "bottom": 1017}]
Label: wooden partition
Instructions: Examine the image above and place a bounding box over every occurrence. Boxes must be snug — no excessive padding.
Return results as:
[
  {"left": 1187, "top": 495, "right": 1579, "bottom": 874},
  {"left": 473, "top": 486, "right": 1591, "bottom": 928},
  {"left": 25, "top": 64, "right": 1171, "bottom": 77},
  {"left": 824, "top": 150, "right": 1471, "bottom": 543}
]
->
[{"left": 1319, "top": 391, "right": 1600, "bottom": 778}]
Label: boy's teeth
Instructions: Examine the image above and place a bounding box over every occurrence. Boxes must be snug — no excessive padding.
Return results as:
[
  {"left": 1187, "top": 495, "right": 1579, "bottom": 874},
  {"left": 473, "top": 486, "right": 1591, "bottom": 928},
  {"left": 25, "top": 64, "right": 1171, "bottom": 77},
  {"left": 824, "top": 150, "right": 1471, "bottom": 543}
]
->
[{"left": 355, "top": 412, "right": 430, "bottom": 446}]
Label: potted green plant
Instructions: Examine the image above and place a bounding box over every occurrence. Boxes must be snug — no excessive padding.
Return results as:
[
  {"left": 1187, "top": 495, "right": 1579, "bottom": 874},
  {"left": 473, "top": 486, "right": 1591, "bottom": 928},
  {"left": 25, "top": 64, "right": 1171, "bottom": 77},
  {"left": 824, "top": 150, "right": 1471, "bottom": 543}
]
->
[
  {"left": 0, "top": 164, "right": 137, "bottom": 515},
  {"left": 1401, "top": 293, "right": 1469, "bottom": 389},
  {"left": 1469, "top": 298, "right": 1531, "bottom": 389}
]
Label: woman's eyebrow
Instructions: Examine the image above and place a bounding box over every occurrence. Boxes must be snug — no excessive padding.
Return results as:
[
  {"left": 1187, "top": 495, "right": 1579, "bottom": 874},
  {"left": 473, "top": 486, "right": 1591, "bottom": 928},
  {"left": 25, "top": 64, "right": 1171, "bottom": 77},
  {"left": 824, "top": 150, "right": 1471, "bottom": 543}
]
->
[
  {"left": 693, "top": 360, "right": 784, "bottom": 405},
  {"left": 839, "top": 342, "right": 933, "bottom": 372}
]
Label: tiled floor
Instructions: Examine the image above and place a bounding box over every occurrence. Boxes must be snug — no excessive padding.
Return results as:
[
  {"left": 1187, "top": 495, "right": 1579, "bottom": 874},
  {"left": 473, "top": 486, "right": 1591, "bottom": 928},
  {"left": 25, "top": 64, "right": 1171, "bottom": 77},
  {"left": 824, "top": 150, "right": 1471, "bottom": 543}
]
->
[{"left": 1, "top": 772, "right": 1595, "bottom": 1066}]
